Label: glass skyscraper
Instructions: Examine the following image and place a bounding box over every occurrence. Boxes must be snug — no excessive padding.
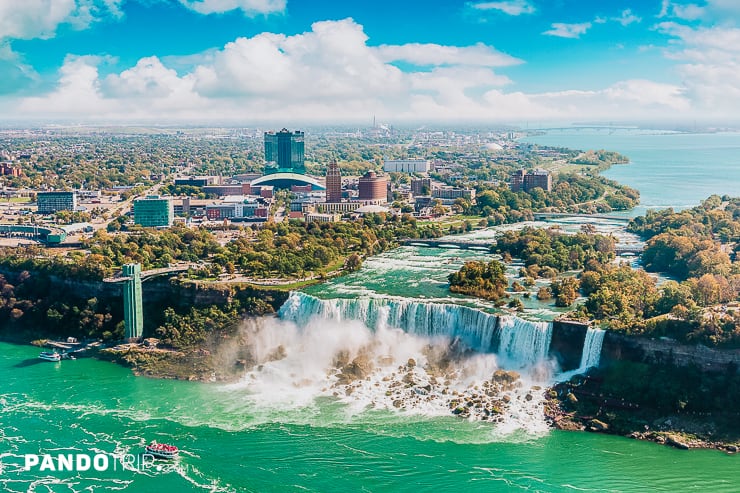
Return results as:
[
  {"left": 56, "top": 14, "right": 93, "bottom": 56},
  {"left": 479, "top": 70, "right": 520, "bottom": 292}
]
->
[{"left": 264, "top": 128, "right": 305, "bottom": 174}]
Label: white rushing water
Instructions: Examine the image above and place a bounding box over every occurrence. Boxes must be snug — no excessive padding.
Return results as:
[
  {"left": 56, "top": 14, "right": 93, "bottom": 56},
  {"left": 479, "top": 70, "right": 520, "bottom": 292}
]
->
[
  {"left": 556, "top": 327, "right": 606, "bottom": 383},
  {"left": 578, "top": 327, "right": 605, "bottom": 371},
  {"left": 497, "top": 315, "right": 552, "bottom": 369},
  {"left": 279, "top": 292, "right": 556, "bottom": 362},
  {"left": 215, "top": 291, "right": 558, "bottom": 435}
]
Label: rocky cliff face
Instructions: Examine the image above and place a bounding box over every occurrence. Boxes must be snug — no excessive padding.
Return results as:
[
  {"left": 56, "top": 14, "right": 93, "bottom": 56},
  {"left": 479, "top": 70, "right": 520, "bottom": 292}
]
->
[
  {"left": 550, "top": 319, "right": 740, "bottom": 373},
  {"left": 601, "top": 331, "right": 740, "bottom": 372},
  {"left": 0, "top": 265, "right": 289, "bottom": 323},
  {"left": 550, "top": 320, "right": 589, "bottom": 371}
]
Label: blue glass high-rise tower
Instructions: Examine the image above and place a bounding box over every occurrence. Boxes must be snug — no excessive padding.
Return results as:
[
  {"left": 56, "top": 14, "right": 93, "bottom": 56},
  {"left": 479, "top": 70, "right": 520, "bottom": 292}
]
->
[{"left": 264, "top": 128, "right": 305, "bottom": 174}]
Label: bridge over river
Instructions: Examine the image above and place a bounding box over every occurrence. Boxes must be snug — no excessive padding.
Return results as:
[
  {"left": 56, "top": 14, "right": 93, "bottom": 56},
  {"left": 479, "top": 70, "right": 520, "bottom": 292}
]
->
[
  {"left": 401, "top": 239, "right": 492, "bottom": 251},
  {"left": 532, "top": 213, "right": 631, "bottom": 223},
  {"left": 402, "top": 239, "right": 644, "bottom": 255}
]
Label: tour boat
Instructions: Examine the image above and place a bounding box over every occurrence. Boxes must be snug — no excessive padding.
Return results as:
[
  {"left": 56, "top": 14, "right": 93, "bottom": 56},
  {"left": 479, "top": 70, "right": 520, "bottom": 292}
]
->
[
  {"left": 145, "top": 441, "right": 179, "bottom": 459},
  {"left": 38, "top": 351, "right": 62, "bottom": 362}
]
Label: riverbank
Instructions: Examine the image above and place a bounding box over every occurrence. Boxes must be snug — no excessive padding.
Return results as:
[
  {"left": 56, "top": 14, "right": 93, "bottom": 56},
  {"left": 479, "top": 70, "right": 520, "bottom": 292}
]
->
[{"left": 543, "top": 369, "right": 740, "bottom": 453}]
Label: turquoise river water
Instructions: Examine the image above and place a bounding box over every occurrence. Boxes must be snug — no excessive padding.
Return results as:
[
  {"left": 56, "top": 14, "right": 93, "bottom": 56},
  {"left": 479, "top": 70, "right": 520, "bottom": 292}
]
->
[{"left": 1, "top": 129, "right": 738, "bottom": 492}]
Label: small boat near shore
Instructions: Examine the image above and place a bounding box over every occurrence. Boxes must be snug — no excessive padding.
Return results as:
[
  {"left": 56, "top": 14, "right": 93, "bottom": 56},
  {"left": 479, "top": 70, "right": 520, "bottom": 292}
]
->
[
  {"left": 145, "top": 441, "right": 179, "bottom": 459},
  {"left": 38, "top": 351, "right": 62, "bottom": 362}
]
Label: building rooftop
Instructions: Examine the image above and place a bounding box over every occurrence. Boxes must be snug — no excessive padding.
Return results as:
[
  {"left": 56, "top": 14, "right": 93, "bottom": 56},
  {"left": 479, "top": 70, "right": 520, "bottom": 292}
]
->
[
  {"left": 355, "top": 204, "right": 391, "bottom": 214},
  {"left": 251, "top": 172, "right": 325, "bottom": 190}
]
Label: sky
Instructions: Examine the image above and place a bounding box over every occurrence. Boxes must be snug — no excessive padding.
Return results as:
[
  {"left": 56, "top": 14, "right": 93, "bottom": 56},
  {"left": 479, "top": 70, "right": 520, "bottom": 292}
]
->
[{"left": 1, "top": 0, "right": 739, "bottom": 124}]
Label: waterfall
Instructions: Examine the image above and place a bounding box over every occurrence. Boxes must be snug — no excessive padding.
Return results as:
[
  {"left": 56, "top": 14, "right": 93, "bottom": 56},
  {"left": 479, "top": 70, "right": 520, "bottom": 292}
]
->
[
  {"left": 578, "top": 327, "right": 605, "bottom": 371},
  {"left": 497, "top": 315, "right": 552, "bottom": 367},
  {"left": 279, "top": 292, "right": 499, "bottom": 351},
  {"left": 279, "top": 292, "right": 554, "bottom": 366}
]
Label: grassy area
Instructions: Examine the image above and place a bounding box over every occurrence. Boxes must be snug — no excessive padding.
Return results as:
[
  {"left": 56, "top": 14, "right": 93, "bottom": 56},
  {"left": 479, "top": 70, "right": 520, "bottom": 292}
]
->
[
  {"left": 537, "top": 159, "right": 608, "bottom": 175},
  {"left": 2, "top": 197, "right": 32, "bottom": 203},
  {"left": 267, "top": 279, "right": 323, "bottom": 291},
  {"left": 317, "top": 258, "right": 345, "bottom": 275},
  {"left": 418, "top": 214, "right": 486, "bottom": 232}
]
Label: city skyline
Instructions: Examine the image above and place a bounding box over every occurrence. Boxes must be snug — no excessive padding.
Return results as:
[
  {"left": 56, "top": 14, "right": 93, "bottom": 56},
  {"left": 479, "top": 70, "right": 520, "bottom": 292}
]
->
[{"left": 1, "top": 0, "right": 739, "bottom": 123}]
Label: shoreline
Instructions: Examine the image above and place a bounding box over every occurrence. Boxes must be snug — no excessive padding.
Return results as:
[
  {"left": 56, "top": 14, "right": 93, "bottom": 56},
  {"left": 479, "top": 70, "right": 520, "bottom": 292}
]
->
[{"left": 543, "top": 377, "right": 740, "bottom": 454}]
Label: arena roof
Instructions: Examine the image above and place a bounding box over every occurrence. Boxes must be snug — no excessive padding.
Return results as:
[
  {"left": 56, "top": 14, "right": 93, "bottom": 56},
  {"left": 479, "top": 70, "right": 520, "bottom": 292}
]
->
[{"left": 251, "top": 172, "right": 325, "bottom": 190}]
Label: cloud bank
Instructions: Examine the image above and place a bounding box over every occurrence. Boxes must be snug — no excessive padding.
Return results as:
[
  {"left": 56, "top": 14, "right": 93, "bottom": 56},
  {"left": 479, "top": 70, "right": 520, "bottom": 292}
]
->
[{"left": 2, "top": 18, "right": 703, "bottom": 123}]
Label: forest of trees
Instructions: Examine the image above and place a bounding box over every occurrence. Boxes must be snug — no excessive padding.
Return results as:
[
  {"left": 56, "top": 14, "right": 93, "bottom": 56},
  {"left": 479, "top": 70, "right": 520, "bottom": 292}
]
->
[
  {"left": 0, "top": 270, "right": 123, "bottom": 342},
  {"left": 571, "top": 149, "right": 629, "bottom": 166},
  {"left": 0, "top": 214, "right": 443, "bottom": 282},
  {"left": 493, "top": 227, "right": 616, "bottom": 272},
  {"left": 447, "top": 174, "right": 640, "bottom": 226},
  {"left": 447, "top": 197, "right": 740, "bottom": 347}
]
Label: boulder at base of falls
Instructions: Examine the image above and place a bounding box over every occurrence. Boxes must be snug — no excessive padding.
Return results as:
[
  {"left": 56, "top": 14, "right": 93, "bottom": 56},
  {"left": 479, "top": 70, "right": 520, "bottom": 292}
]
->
[
  {"left": 587, "top": 419, "right": 609, "bottom": 432},
  {"left": 666, "top": 434, "right": 690, "bottom": 450},
  {"left": 336, "top": 353, "right": 374, "bottom": 384},
  {"left": 491, "top": 370, "right": 520, "bottom": 391}
]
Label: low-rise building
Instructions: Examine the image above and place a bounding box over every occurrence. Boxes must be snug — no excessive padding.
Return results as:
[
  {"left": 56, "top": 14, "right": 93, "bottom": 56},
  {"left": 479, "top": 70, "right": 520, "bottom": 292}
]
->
[
  {"left": 305, "top": 213, "right": 341, "bottom": 224},
  {"left": 202, "top": 184, "right": 251, "bottom": 196},
  {"left": 0, "top": 163, "right": 22, "bottom": 176},
  {"left": 37, "top": 191, "right": 77, "bottom": 214},
  {"left": 432, "top": 186, "right": 476, "bottom": 204},
  {"left": 174, "top": 176, "right": 218, "bottom": 187},
  {"left": 383, "top": 159, "right": 430, "bottom": 173},
  {"left": 173, "top": 197, "right": 212, "bottom": 217},
  {"left": 205, "top": 197, "right": 263, "bottom": 221}
]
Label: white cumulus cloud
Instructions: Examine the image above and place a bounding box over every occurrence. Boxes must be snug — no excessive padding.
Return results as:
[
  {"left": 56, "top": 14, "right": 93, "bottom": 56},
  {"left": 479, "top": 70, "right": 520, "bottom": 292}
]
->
[
  {"left": 543, "top": 22, "right": 592, "bottom": 39},
  {"left": 179, "top": 0, "right": 286, "bottom": 15},
  {"left": 4, "top": 17, "right": 717, "bottom": 123},
  {"left": 614, "top": 9, "right": 642, "bottom": 26},
  {"left": 375, "top": 42, "right": 522, "bottom": 67},
  {"left": 658, "top": 1, "right": 705, "bottom": 20},
  {"left": 656, "top": 22, "right": 740, "bottom": 113},
  {"left": 0, "top": 0, "right": 123, "bottom": 41},
  {"left": 468, "top": 0, "right": 535, "bottom": 16}
]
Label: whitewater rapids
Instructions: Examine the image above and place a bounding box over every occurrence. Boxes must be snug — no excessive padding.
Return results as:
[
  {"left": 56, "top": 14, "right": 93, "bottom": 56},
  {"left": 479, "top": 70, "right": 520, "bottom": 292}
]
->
[{"left": 217, "top": 293, "right": 593, "bottom": 435}]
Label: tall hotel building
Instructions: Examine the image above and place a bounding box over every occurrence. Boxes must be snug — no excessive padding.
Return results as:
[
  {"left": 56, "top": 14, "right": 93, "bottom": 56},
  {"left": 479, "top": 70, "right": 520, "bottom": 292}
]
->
[
  {"left": 264, "top": 128, "right": 305, "bottom": 173},
  {"left": 325, "top": 160, "right": 342, "bottom": 202}
]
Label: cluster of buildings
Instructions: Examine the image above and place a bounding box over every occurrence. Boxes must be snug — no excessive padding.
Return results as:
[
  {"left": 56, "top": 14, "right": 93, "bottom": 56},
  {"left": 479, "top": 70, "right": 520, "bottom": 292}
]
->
[
  {"left": 16, "top": 129, "right": 556, "bottom": 233},
  {"left": 0, "top": 150, "right": 23, "bottom": 177}
]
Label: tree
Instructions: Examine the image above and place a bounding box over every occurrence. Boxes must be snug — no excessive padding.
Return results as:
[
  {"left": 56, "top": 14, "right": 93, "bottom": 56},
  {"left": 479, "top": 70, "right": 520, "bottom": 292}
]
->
[
  {"left": 345, "top": 254, "right": 362, "bottom": 272},
  {"left": 536, "top": 286, "right": 552, "bottom": 300},
  {"left": 551, "top": 277, "right": 580, "bottom": 307}
]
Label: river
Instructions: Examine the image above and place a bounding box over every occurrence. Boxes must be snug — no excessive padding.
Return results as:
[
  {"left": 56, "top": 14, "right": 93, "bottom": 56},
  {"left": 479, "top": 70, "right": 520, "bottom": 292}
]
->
[
  {"left": 1, "top": 129, "right": 738, "bottom": 492},
  {"left": 2, "top": 336, "right": 738, "bottom": 492}
]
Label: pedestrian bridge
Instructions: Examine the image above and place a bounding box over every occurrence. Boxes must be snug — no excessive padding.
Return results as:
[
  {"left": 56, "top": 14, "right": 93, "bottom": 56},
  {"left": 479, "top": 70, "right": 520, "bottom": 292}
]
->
[
  {"left": 103, "top": 264, "right": 196, "bottom": 283},
  {"left": 533, "top": 213, "right": 631, "bottom": 223},
  {"left": 615, "top": 245, "right": 644, "bottom": 255},
  {"left": 401, "top": 239, "right": 492, "bottom": 251},
  {"left": 402, "top": 239, "right": 643, "bottom": 255}
]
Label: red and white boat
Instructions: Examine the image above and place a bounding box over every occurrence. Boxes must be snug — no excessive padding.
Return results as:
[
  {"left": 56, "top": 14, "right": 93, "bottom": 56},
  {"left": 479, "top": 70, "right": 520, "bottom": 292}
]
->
[{"left": 145, "top": 441, "right": 179, "bottom": 459}]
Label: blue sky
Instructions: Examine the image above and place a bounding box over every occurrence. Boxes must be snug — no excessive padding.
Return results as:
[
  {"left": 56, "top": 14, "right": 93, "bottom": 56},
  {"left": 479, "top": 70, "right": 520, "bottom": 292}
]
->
[{"left": 1, "top": 0, "right": 739, "bottom": 123}]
